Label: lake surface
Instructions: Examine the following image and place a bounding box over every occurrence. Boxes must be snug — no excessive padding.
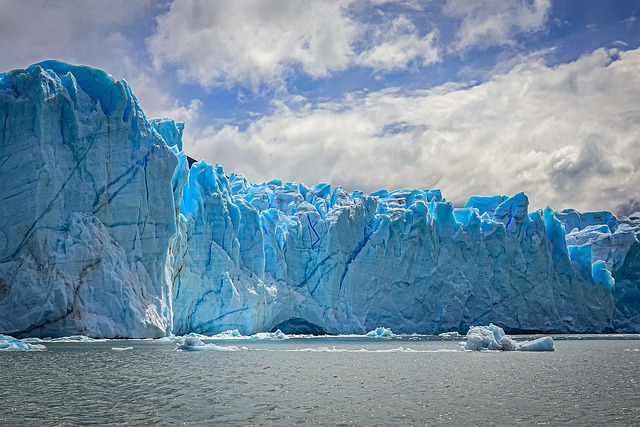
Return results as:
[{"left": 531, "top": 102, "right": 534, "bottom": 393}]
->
[{"left": 1, "top": 335, "right": 639, "bottom": 426}]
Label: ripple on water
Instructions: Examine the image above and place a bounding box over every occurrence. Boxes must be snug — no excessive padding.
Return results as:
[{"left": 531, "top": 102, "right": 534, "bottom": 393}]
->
[{"left": 0, "top": 338, "right": 639, "bottom": 425}]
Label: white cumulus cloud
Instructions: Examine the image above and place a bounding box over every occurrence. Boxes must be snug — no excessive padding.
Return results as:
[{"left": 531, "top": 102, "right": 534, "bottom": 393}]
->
[
  {"left": 444, "top": 0, "right": 551, "bottom": 51},
  {"left": 0, "top": 0, "right": 151, "bottom": 75},
  {"left": 148, "top": 0, "right": 359, "bottom": 89},
  {"left": 148, "top": 0, "right": 445, "bottom": 89},
  {"left": 357, "top": 15, "right": 440, "bottom": 71}
]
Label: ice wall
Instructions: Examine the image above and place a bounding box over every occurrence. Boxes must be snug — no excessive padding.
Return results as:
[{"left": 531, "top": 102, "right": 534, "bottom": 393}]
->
[
  {"left": 221, "top": 180, "right": 623, "bottom": 334},
  {"left": 169, "top": 161, "right": 276, "bottom": 335},
  {"left": 1, "top": 62, "right": 639, "bottom": 338},
  {"left": 0, "top": 62, "right": 178, "bottom": 337}
]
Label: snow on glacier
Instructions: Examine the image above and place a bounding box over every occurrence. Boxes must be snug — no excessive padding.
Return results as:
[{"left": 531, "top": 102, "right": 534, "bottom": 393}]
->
[{"left": 1, "top": 61, "right": 640, "bottom": 338}]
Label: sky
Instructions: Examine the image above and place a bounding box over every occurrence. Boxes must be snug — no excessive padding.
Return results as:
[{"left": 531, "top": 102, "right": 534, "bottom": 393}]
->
[{"left": 1, "top": 0, "right": 639, "bottom": 214}]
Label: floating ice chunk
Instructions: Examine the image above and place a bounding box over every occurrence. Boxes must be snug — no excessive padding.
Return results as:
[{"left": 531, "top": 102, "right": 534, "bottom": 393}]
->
[
  {"left": 184, "top": 332, "right": 211, "bottom": 340},
  {"left": 517, "top": 336, "right": 555, "bottom": 351},
  {"left": 366, "top": 327, "right": 397, "bottom": 338},
  {"left": 460, "top": 324, "right": 554, "bottom": 351},
  {"left": 462, "top": 324, "right": 511, "bottom": 350},
  {"left": 175, "top": 336, "right": 244, "bottom": 351},
  {"left": 217, "top": 329, "right": 244, "bottom": 338},
  {"left": 438, "top": 331, "right": 463, "bottom": 339},
  {"left": 0, "top": 335, "right": 46, "bottom": 351},
  {"left": 176, "top": 336, "right": 210, "bottom": 351},
  {"left": 250, "top": 329, "right": 288, "bottom": 340},
  {"left": 50, "top": 335, "right": 99, "bottom": 343},
  {"left": 111, "top": 347, "right": 133, "bottom": 351},
  {"left": 500, "top": 336, "right": 518, "bottom": 351}
]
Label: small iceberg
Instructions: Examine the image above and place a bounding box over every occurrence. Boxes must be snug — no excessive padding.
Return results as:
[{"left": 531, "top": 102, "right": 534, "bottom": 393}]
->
[
  {"left": 517, "top": 336, "right": 555, "bottom": 352},
  {"left": 50, "top": 335, "right": 102, "bottom": 343},
  {"left": 217, "top": 329, "right": 243, "bottom": 338},
  {"left": 366, "top": 327, "right": 397, "bottom": 338},
  {"left": 460, "top": 324, "right": 554, "bottom": 351},
  {"left": 0, "top": 334, "right": 46, "bottom": 351},
  {"left": 175, "top": 336, "right": 245, "bottom": 351},
  {"left": 176, "top": 336, "right": 211, "bottom": 351},
  {"left": 250, "top": 329, "right": 288, "bottom": 340},
  {"left": 111, "top": 347, "right": 133, "bottom": 351}
]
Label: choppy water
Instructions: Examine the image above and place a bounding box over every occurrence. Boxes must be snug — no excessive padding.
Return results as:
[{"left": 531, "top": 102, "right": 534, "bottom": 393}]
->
[{"left": 1, "top": 336, "right": 639, "bottom": 426}]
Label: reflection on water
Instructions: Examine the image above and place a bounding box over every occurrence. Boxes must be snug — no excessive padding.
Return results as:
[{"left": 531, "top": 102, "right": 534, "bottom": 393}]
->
[{"left": 1, "top": 337, "right": 639, "bottom": 425}]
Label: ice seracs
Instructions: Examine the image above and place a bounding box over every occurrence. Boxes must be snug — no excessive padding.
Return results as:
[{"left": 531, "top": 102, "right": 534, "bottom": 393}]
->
[{"left": 1, "top": 61, "right": 640, "bottom": 338}]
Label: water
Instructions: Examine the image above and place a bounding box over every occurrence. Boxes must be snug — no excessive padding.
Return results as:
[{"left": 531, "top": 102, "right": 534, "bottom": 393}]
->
[{"left": 2, "top": 336, "right": 639, "bottom": 426}]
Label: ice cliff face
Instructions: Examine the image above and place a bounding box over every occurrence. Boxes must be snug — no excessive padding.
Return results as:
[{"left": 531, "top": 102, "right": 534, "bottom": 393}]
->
[
  {"left": 0, "top": 61, "right": 178, "bottom": 337},
  {"left": 1, "top": 62, "right": 639, "bottom": 337}
]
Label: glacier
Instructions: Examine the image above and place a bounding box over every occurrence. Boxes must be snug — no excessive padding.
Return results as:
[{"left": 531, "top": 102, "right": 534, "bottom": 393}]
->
[{"left": 1, "top": 62, "right": 639, "bottom": 338}]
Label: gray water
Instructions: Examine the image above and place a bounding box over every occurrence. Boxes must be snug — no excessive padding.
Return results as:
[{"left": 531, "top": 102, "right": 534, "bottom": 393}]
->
[{"left": 1, "top": 336, "right": 639, "bottom": 426}]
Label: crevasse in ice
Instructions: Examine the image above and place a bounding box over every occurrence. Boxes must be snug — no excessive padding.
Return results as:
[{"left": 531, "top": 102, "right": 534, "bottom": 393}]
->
[{"left": 1, "top": 62, "right": 639, "bottom": 338}]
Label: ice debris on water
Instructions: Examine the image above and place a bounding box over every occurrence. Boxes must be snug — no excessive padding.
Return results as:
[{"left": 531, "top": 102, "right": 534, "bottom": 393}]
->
[
  {"left": 366, "top": 327, "right": 398, "bottom": 338},
  {"left": 175, "top": 336, "right": 246, "bottom": 351},
  {"left": 176, "top": 336, "right": 209, "bottom": 351},
  {"left": 111, "top": 347, "right": 133, "bottom": 351},
  {"left": 517, "top": 337, "right": 555, "bottom": 351},
  {"left": 50, "top": 335, "right": 100, "bottom": 343},
  {"left": 250, "top": 329, "right": 288, "bottom": 340},
  {"left": 217, "top": 329, "right": 244, "bottom": 338},
  {"left": 0, "top": 335, "right": 46, "bottom": 351},
  {"left": 460, "top": 324, "right": 554, "bottom": 351},
  {"left": 21, "top": 335, "right": 99, "bottom": 343},
  {"left": 438, "top": 331, "right": 463, "bottom": 339}
]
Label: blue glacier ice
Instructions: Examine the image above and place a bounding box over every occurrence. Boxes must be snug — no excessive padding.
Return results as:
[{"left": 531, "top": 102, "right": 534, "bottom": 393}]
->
[
  {"left": 366, "top": 327, "right": 398, "bottom": 338},
  {"left": 0, "top": 334, "right": 46, "bottom": 351},
  {"left": 1, "top": 62, "right": 639, "bottom": 338}
]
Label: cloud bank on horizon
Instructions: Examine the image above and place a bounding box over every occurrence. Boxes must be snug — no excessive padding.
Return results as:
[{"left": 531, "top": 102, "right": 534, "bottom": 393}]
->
[{"left": 1, "top": 0, "right": 639, "bottom": 213}]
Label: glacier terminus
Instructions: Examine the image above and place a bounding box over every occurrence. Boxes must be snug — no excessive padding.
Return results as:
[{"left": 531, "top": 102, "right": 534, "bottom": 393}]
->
[{"left": 1, "top": 62, "right": 639, "bottom": 338}]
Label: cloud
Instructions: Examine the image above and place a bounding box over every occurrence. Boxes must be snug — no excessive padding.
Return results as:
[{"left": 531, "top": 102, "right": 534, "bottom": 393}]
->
[
  {"left": 621, "top": 15, "right": 637, "bottom": 27},
  {"left": 185, "top": 47, "right": 640, "bottom": 213},
  {"left": 615, "top": 199, "right": 640, "bottom": 217},
  {"left": 148, "top": 0, "right": 444, "bottom": 90},
  {"left": 148, "top": 0, "right": 359, "bottom": 90},
  {"left": 444, "top": 0, "right": 551, "bottom": 51},
  {"left": 0, "top": 1, "right": 203, "bottom": 135},
  {"left": 0, "top": 0, "right": 152, "bottom": 75},
  {"left": 124, "top": 65, "right": 203, "bottom": 124},
  {"left": 357, "top": 15, "right": 440, "bottom": 71}
]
